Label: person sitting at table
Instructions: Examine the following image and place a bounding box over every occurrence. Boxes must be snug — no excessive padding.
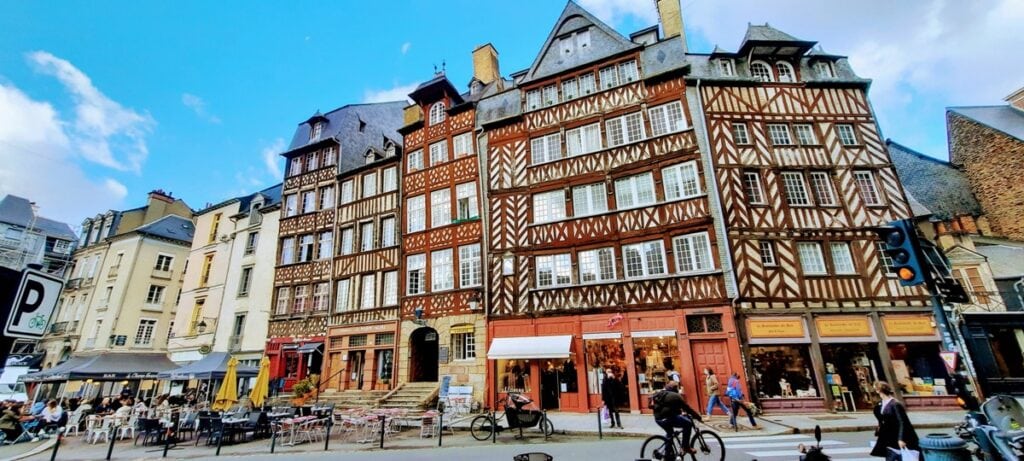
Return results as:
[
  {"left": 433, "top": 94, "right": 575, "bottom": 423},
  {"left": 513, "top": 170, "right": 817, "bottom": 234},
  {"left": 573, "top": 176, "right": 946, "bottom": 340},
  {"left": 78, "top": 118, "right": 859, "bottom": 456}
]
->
[
  {"left": 95, "top": 397, "right": 113, "bottom": 414},
  {"left": 114, "top": 398, "right": 133, "bottom": 419},
  {"left": 1, "top": 402, "right": 36, "bottom": 443}
]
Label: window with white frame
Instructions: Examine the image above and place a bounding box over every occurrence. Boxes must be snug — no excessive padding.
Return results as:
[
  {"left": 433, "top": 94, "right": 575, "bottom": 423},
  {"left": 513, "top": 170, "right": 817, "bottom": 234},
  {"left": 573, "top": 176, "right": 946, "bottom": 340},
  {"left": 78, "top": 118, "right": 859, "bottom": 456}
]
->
[
  {"left": 526, "top": 89, "right": 542, "bottom": 110},
  {"left": 623, "top": 240, "right": 667, "bottom": 278},
  {"left": 536, "top": 254, "right": 572, "bottom": 287},
  {"left": 809, "top": 172, "right": 837, "bottom": 206},
  {"left": 429, "top": 141, "right": 448, "bottom": 166},
  {"left": 830, "top": 242, "right": 856, "bottom": 274},
  {"left": 340, "top": 227, "right": 354, "bottom": 255},
  {"left": 767, "top": 124, "right": 793, "bottom": 145},
  {"left": 836, "top": 124, "right": 858, "bottom": 146},
  {"left": 238, "top": 267, "right": 253, "bottom": 296},
  {"left": 663, "top": 161, "right": 701, "bottom": 200},
  {"left": 775, "top": 61, "right": 796, "bottom": 83},
  {"left": 360, "top": 222, "right": 374, "bottom": 252},
  {"left": 134, "top": 319, "right": 157, "bottom": 346},
  {"left": 743, "top": 171, "right": 766, "bottom": 205},
  {"left": 381, "top": 216, "right": 397, "bottom": 247},
  {"left": 649, "top": 101, "right": 687, "bottom": 136},
  {"left": 275, "top": 287, "right": 290, "bottom": 315},
  {"left": 572, "top": 183, "right": 607, "bottom": 217},
  {"left": 579, "top": 73, "right": 596, "bottom": 95},
  {"left": 453, "top": 132, "right": 474, "bottom": 157},
  {"left": 562, "top": 78, "right": 578, "bottom": 100},
  {"left": 542, "top": 85, "right": 558, "bottom": 107},
  {"left": 383, "top": 166, "right": 397, "bottom": 192},
  {"left": 530, "top": 133, "right": 562, "bottom": 164},
  {"left": 453, "top": 330, "right": 476, "bottom": 360},
  {"left": 431, "top": 189, "right": 451, "bottom": 227},
  {"left": 429, "top": 102, "right": 446, "bottom": 125},
  {"left": 319, "top": 186, "right": 335, "bottom": 209},
  {"left": 406, "top": 254, "right": 426, "bottom": 295},
  {"left": 289, "top": 157, "right": 302, "bottom": 177},
  {"left": 599, "top": 65, "right": 619, "bottom": 88},
  {"left": 284, "top": 194, "right": 298, "bottom": 217},
  {"left": 814, "top": 61, "right": 835, "bottom": 78},
  {"left": 759, "top": 241, "right": 777, "bottom": 266},
  {"left": 750, "top": 61, "right": 774, "bottom": 82},
  {"left": 566, "top": 123, "right": 602, "bottom": 156},
  {"left": 455, "top": 182, "right": 478, "bottom": 220},
  {"left": 732, "top": 122, "right": 751, "bottom": 144},
  {"left": 797, "top": 242, "right": 827, "bottom": 275},
  {"left": 360, "top": 274, "right": 376, "bottom": 309},
  {"left": 579, "top": 247, "right": 616, "bottom": 283},
  {"left": 781, "top": 172, "right": 811, "bottom": 206},
  {"left": 619, "top": 60, "right": 639, "bottom": 82},
  {"left": 310, "top": 121, "right": 323, "bottom": 140},
  {"left": 302, "top": 190, "right": 316, "bottom": 213},
  {"left": 605, "top": 112, "right": 645, "bottom": 147},
  {"left": 362, "top": 172, "right": 377, "bottom": 198},
  {"left": 298, "top": 234, "right": 314, "bottom": 262},
  {"left": 793, "top": 124, "right": 817, "bottom": 145},
  {"left": 719, "top": 59, "right": 736, "bottom": 76},
  {"left": 323, "top": 146, "right": 337, "bottom": 166},
  {"left": 408, "top": 149, "right": 424, "bottom": 172},
  {"left": 876, "top": 242, "right": 896, "bottom": 275},
  {"left": 340, "top": 180, "right": 354, "bottom": 204},
  {"left": 459, "top": 244, "right": 482, "bottom": 287},
  {"left": 407, "top": 195, "right": 425, "bottom": 233},
  {"left": 307, "top": 151, "right": 319, "bottom": 171},
  {"left": 673, "top": 232, "right": 714, "bottom": 273},
  {"left": 293, "top": 285, "right": 310, "bottom": 313},
  {"left": 335, "top": 279, "right": 351, "bottom": 312},
  {"left": 313, "top": 282, "right": 330, "bottom": 311},
  {"left": 145, "top": 285, "right": 164, "bottom": 304},
  {"left": 280, "top": 237, "right": 295, "bottom": 264},
  {"left": 318, "top": 231, "right": 333, "bottom": 259},
  {"left": 614, "top": 172, "right": 656, "bottom": 208},
  {"left": 853, "top": 170, "right": 883, "bottom": 205},
  {"left": 533, "top": 190, "right": 566, "bottom": 223},
  {"left": 382, "top": 271, "right": 398, "bottom": 305},
  {"left": 432, "top": 249, "right": 454, "bottom": 291}
]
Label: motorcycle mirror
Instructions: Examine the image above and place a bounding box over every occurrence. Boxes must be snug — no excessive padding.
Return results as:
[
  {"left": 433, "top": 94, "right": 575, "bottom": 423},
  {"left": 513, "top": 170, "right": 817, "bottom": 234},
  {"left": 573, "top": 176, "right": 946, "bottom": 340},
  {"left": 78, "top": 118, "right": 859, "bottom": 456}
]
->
[{"left": 814, "top": 425, "right": 822, "bottom": 446}]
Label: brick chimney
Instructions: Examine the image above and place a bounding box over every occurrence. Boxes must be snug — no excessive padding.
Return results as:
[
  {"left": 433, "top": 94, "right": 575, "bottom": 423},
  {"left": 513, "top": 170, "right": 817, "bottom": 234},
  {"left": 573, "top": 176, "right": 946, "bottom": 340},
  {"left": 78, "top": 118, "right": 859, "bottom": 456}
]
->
[
  {"left": 1006, "top": 85, "right": 1024, "bottom": 110},
  {"left": 472, "top": 43, "right": 500, "bottom": 86},
  {"left": 148, "top": 189, "right": 174, "bottom": 204},
  {"left": 657, "top": 0, "right": 687, "bottom": 52}
]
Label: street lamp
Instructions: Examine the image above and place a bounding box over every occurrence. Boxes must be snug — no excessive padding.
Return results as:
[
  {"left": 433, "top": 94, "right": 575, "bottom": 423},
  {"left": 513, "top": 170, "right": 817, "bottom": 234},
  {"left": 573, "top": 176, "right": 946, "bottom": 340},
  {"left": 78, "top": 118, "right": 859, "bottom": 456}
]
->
[
  {"left": 197, "top": 320, "right": 208, "bottom": 334},
  {"left": 468, "top": 290, "right": 482, "bottom": 311}
]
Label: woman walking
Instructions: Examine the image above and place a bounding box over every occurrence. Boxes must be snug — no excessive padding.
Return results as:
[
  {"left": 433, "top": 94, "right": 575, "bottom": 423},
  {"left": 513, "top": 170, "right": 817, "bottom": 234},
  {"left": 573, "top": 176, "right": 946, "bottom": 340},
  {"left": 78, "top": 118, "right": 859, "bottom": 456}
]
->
[
  {"left": 601, "top": 368, "right": 624, "bottom": 429},
  {"left": 726, "top": 372, "right": 758, "bottom": 430},
  {"left": 704, "top": 368, "right": 731, "bottom": 420},
  {"left": 870, "top": 381, "right": 919, "bottom": 458}
]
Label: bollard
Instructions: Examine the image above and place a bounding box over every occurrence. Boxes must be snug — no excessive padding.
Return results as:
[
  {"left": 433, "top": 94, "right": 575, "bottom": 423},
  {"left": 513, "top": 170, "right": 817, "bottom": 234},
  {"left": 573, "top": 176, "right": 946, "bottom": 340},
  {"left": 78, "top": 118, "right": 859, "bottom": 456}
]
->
[
  {"left": 49, "top": 432, "right": 62, "bottom": 461},
  {"left": 378, "top": 414, "right": 385, "bottom": 449},
  {"left": 215, "top": 424, "right": 224, "bottom": 456},
  {"left": 438, "top": 411, "right": 443, "bottom": 447},
  {"left": 270, "top": 426, "right": 277, "bottom": 453},
  {"left": 596, "top": 408, "right": 603, "bottom": 440},
  {"left": 491, "top": 409, "right": 497, "bottom": 444},
  {"left": 106, "top": 427, "right": 116, "bottom": 460},
  {"left": 163, "top": 426, "right": 172, "bottom": 458},
  {"left": 543, "top": 410, "right": 549, "bottom": 440},
  {"left": 324, "top": 416, "right": 332, "bottom": 451}
]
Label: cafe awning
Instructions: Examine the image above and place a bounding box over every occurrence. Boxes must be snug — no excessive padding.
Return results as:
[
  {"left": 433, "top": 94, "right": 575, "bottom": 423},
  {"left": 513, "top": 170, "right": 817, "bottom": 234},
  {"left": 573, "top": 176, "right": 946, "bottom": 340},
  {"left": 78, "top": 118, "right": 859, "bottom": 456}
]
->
[
  {"left": 487, "top": 335, "right": 573, "bottom": 360},
  {"left": 156, "top": 352, "right": 259, "bottom": 381},
  {"left": 22, "top": 353, "right": 176, "bottom": 382},
  {"left": 296, "top": 342, "right": 324, "bottom": 354}
]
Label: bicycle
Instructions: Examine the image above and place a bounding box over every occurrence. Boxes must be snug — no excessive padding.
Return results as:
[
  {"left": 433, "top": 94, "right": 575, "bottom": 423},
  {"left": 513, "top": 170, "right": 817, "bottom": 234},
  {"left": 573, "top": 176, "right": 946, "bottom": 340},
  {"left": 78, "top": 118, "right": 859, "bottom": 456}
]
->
[
  {"left": 639, "top": 418, "right": 724, "bottom": 461},
  {"left": 470, "top": 392, "right": 554, "bottom": 441}
]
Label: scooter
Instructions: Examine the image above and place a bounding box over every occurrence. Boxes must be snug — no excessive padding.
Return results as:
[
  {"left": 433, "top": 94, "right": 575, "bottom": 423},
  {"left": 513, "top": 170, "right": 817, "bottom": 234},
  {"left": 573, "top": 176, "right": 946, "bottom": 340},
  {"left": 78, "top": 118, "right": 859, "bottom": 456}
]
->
[
  {"left": 956, "top": 395, "right": 1024, "bottom": 460},
  {"left": 798, "top": 425, "right": 831, "bottom": 461}
]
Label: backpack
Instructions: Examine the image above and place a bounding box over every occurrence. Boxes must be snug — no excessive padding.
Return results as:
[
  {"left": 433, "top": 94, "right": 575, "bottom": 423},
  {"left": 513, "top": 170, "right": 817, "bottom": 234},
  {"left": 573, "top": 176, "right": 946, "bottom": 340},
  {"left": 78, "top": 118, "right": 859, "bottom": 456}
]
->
[
  {"left": 648, "top": 389, "right": 669, "bottom": 412},
  {"left": 726, "top": 385, "right": 744, "bottom": 400}
]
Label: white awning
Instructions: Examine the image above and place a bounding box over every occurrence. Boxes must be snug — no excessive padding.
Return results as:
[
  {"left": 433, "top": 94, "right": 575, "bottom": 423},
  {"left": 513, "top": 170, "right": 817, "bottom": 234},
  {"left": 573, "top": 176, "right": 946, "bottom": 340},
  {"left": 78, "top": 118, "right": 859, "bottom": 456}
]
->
[{"left": 487, "top": 335, "right": 573, "bottom": 360}]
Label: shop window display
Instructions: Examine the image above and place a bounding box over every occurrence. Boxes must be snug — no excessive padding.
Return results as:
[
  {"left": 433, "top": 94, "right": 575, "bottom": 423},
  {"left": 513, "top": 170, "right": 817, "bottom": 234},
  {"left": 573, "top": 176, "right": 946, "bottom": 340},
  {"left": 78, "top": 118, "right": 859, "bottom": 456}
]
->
[
  {"left": 821, "top": 344, "right": 882, "bottom": 411},
  {"left": 632, "top": 336, "right": 679, "bottom": 395},
  {"left": 750, "top": 345, "right": 819, "bottom": 399},
  {"left": 888, "top": 343, "right": 950, "bottom": 396},
  {"left": 585, "top": 338, "right": 629, "bottom": 409},
  {"left": 499, "top": 359, "right": 532, "bottom": 392}
]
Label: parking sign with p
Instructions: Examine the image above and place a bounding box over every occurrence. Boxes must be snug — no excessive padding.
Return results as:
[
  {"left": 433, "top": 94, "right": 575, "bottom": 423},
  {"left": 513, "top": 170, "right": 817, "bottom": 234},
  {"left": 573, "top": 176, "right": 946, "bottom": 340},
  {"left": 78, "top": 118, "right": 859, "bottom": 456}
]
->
[{"left": 4, "top": 269, "right": 63, "bottom": 339}]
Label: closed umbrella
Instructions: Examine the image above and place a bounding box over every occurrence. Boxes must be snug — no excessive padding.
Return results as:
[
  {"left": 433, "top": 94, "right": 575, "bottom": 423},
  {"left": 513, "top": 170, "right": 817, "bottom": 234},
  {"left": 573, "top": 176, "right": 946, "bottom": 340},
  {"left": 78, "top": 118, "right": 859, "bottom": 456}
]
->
[
  {"left": 211, "top": 357, "right": 239, "bottom": 412},
  {"left": 248, "top": 356, "right": 270, "bottom": 408}
]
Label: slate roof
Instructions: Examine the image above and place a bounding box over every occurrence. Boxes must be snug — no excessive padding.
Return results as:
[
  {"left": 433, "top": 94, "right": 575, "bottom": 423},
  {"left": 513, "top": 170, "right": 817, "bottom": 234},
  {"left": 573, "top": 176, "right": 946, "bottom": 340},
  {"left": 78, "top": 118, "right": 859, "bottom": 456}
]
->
[
  {"left": 886, "top": 140, "right": 982, "bottom": 220},
  {"left": 0, "top": 195, "right": 76, "bottom": 240},
  {"left": 973, "top": 239, "right": 1024, "bottom": 279},
  {"left": 737, "top": 23, "right": 816, "bottom": 56},
  {"left": 948, "top": 106, "right": 1024, "bottom": 143},
  {"left": 134, "top": 215, "right": 195, "bottom": 244},
  {"left": 285, "top": 102, "right": 406, "bottom": 176}
]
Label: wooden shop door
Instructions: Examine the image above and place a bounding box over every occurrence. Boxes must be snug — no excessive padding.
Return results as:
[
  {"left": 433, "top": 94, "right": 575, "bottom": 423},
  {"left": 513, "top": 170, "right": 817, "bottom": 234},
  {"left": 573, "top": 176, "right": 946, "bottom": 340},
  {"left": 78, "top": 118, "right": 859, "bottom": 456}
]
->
[{"left": 691, "top": 340, "right": 731, "bottom": 413}]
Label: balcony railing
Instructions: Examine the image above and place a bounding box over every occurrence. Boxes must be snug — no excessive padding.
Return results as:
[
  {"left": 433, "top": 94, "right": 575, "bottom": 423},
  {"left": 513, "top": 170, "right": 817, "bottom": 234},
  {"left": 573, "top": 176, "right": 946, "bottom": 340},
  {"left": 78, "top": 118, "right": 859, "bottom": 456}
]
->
[
  {"left": 953, "top": 290, "right": 1022, "bottom": 313},
  {"left": 329, "top": 306, "right": 399, "bottom": 326},
  {"left": 66, "top": 278, "right": 82, "bottom": 290}
]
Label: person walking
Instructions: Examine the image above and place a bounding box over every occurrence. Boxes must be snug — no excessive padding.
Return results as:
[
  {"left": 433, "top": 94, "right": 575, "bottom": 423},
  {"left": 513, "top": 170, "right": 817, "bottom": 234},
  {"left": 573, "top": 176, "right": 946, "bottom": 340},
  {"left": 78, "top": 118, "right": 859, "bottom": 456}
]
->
[
  {"left": 601, "top": 368, "right": 624, "bottom": 429},
  {"left": 726, "top": 372, "right": 758, "bottom": 430},
  {"left": 870, "top": 381, "right": 919, "bottom": 458},
  {"left": 704, "top": 368, "right": 731, "bottom": 420}
]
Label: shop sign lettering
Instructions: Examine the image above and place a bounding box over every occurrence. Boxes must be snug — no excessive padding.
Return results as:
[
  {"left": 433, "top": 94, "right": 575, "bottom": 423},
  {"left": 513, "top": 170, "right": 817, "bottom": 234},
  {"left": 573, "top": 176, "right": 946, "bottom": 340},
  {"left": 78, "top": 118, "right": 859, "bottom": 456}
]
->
[
  {"left": 883, "top": 316, "right": 936, "bottom": 336},
  {"left": 816, "top": 317, "right": 872, "bottom": 337},
  {"left": 747, "top": 318, "right": 805, "bottom": 338}
]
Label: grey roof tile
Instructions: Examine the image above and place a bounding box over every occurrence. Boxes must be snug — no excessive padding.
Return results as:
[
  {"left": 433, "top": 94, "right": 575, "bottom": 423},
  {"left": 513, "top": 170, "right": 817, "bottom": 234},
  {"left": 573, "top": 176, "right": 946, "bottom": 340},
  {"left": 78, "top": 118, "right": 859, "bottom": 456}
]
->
[
  {"left": 887, "top": 139, "right": 982, "bottom": 220},
  {"left": 948, "top": 106, "right": 1024, "bottom": 143},
  {"left": 286, "top": 102, "right": 406, "bottom": 176},
  {"left": 974, "top": 240, "right": 1024, "bottom": 279},
  {"left": 0, "top": 195, "right": 76, "bottom": 240},
  {"left": 134, "top": 215, "right": 195, "bottom": 244}
]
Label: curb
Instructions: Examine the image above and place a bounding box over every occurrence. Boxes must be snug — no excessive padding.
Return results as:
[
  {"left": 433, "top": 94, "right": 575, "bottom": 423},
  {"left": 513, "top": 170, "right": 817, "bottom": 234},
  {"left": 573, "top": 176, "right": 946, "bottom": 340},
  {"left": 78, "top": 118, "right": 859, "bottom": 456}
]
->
[{"left": 5, "top": 438, "right": 56, "bottom": 461}]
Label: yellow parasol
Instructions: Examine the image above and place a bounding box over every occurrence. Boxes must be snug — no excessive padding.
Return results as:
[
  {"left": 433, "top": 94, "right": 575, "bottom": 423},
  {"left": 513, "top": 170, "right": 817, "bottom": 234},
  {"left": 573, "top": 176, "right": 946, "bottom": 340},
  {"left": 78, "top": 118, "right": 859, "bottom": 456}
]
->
[
  {"left": 211, "top": 356, "right": 239, "bottom": 412},
  {"left": 248, "top": 356, "right": 271, "bottom": 408}
]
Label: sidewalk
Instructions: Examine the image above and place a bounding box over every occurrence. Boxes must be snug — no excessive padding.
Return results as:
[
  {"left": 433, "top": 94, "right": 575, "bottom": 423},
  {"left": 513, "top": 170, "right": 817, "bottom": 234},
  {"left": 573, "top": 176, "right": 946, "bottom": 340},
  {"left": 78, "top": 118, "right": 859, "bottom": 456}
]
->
[{"left": 0, "top": 437, "right": 55, "bottom": 461}]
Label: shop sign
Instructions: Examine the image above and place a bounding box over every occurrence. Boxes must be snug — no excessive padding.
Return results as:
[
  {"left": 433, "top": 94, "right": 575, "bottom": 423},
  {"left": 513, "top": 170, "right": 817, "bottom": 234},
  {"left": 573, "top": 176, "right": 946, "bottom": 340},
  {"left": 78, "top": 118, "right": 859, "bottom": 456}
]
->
[
  {"left": 747, "top": 318, "right": 805, "bottom": 338},
  {"left": 329, "top": 323, "right": 393, "bottom": 336},
  {"left": 883, "top": 316, "right": 936, "bottom": 336},
  {"left": 816, "top": 317, "right": 872, "bottom": 337}
]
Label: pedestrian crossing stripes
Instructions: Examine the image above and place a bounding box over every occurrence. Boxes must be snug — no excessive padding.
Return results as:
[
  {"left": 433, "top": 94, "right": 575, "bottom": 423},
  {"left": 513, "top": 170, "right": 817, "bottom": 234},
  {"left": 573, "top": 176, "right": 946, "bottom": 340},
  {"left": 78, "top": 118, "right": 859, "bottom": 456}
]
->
[{"left": 722, "top": 433, "right": 874, "bottom": 460}]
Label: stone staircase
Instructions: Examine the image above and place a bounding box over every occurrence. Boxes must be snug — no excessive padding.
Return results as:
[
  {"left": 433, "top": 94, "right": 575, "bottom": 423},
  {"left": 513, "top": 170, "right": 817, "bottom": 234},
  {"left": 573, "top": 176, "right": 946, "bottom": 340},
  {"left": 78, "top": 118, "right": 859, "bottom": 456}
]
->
[
  {"left": 316, "top": 389, "right": 390, "bottom": 409},
  {"left": 377, "top": 382, "right": 438, "bottom": 410}
]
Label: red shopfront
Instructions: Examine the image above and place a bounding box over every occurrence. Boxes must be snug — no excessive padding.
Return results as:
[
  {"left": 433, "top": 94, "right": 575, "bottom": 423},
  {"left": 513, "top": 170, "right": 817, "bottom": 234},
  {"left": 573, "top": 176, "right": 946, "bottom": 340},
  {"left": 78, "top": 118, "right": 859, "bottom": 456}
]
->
[
  {"left": 265, "top": 336, "right": 325, "bottom": 392},
  {"left": 485, "top": 306, "right": 744, "bottom": 414}
]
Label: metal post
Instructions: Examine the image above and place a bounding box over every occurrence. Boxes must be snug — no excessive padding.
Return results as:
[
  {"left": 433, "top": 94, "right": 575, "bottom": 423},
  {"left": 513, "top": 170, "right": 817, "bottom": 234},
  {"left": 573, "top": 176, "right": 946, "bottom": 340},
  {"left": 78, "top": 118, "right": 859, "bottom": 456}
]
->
[
  {"left": 491, "top": 409, "right": 497, "bottom": 444},
  {"left": 49, "top": 432, "right": 62, "bottom": 461},
  {"left": 596, "top": 408, "right": 603, "bottom": 440},
  {"left": 438, "top": 411, "right": 443, "bottom": 447},
  {"left": 324, "top": 416, "right": 331, "bottom": 451},
  {"left": 215, "top": 423, "right": 224, "bottom": 456},
  {"left": 378, "top": 414, "right": 385, "bottom": 449},
  {"left": 105, "top": 426, "right": 116, "bottom": 460},
  {"left": 163, "top": 426, "right": 172, "bottom": 457},
  {"left": 270, "top": 426, "right": 277, "bottom": 453},
  {"left": 543, "top": 410, "right": 549, "bottom": 440}
]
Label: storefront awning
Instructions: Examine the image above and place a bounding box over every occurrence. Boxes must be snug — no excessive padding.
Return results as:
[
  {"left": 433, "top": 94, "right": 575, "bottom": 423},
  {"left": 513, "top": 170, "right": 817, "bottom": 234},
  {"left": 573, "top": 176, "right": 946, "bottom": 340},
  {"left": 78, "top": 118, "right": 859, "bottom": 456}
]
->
[
  {"left": 297, "top": 342, "right": 324, "bottom": 353},
  {"left": 156, "top": 352, "right": 259, "bottom": 381},
  {"left": 22, "top": 353, "right": 177, "bottom": 382},
  {"left": 487, "top": 335, "right": 572, "bottom": 360}
]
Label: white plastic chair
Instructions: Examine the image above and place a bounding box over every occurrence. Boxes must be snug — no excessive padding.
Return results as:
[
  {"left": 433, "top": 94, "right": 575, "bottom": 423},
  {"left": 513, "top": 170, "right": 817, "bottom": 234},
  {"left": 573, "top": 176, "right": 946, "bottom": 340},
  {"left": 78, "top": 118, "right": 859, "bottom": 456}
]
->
[
  {"left": 64, "top": 411, "right": 83, "bottom": 437},
  {"left": 89, "top": 417, "right": 114, "bottom": 444},
  {"left": 118, "top": 413, "right": 139, "bottom": 440}
]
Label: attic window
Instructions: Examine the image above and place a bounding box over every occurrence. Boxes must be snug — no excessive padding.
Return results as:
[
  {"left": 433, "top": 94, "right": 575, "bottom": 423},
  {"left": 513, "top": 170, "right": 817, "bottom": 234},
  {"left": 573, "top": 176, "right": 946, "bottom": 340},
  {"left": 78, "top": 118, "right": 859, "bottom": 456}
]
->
[
  {"left": 775, "top": 61, "right": 796, "bottom": 83},
  {"left": 559, "top": 29, "right": 590, "bottom": 56},
  {"left": 358, "top": 120, "right": 366, "bottom": 133},
  {"left": 750, "top": 61, "right": 774, "bottom": 82},
  {"left": 385, "top": 144, "right": 396, "bottom": 158},
  {"left": 814, "top": 61, "right": 835, "bottom": 78},
  {"left": 576, "top": 29, "right": 590, "bottom": 49},
  {"left": 429, "top": 102, "right": 446, "bottom": 125},
  {"left": 719, "top": 59, "right": 735, "bottom": 77},
  {"left": 310, "top": 122, "right": 323, "bottom": 141}
]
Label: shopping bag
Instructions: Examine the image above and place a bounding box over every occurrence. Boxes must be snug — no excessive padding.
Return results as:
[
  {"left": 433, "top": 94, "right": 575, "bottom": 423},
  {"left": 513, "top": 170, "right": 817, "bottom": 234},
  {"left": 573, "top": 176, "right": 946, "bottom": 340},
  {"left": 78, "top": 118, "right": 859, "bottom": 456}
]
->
[
  {"left": 885, "top": 447, "right": 902, "bottom": 461},
  {"left": 601, "top": 406, "right": 610, "bottom": 423},
  {"left": 900, "top": 448, "right": 921, "bottom": 461}
]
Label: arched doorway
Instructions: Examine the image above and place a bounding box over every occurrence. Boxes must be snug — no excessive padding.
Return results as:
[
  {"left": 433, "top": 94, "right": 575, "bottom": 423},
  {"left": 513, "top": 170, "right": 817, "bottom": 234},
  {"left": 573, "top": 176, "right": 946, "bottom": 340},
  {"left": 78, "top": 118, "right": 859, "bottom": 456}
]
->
[{"left": 408, "top": 327, "right": 439, "bottom": 382}]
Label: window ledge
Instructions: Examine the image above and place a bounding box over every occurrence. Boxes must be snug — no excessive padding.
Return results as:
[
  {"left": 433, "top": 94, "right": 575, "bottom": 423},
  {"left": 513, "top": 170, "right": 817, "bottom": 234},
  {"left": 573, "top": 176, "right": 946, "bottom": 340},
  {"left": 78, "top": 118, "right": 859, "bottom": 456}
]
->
[
  {"left": 530, "top": 270, "right": 722, "bottom": 292},
  {"left": 527, "top": 127, "right": 693, "bottom": 169},
  {"left": 527, "top": 194, "right": 708, "bottom": 228}
]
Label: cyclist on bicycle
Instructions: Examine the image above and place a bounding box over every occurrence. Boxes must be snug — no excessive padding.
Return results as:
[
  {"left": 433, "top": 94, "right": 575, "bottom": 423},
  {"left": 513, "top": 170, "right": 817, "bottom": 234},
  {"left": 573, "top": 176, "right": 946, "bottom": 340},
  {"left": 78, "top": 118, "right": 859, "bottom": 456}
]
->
[{"left": 652, "top": 381, "right": 703, "bottom": 454}]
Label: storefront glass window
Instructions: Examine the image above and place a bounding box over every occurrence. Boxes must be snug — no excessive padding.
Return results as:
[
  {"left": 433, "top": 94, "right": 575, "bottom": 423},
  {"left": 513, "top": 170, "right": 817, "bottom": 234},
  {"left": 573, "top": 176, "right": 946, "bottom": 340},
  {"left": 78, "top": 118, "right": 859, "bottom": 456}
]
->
[
  {"left": 632, "top": 336, "right": 679, "bottom": 395},
  {"left": 539, "top": 357, "right": 578, "bottom": 410},
  {"left": 284, "top": 353, "right": 299, "bottom": 378},
  {"left": 498, "top": 359, "right": 532, "bottom": 393},
  {"left": 749, "top": 345, "right": 818, "bottom": 399},
  {"left": 584, "top": 338, "right": 626, "bottom": 394},
  {"left": 889, "top": 343, "right": 950, "bottom": 396},
  {"left": 376, "top": 349, "right": 393, "bottom": 383},
  {"left": 821, "top": 343, "right": 883, "bottom": 411}
]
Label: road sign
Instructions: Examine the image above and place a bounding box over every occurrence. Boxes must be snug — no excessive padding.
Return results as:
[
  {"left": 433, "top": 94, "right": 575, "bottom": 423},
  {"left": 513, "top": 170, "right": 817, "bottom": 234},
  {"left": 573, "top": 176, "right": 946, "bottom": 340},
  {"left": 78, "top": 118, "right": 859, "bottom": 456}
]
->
[
  {"left": 4, "top": 269, "right": 63, "bottom": 339},
  {"left": 940, "top": 351, "right": 959, "bottom": 374}
]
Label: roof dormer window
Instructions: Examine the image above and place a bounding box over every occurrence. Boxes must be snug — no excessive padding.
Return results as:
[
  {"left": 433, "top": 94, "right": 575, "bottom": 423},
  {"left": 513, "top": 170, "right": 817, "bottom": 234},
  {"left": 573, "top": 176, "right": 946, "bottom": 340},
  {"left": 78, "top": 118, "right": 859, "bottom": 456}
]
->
[
  {"left": 429, "top": 102, "right": 446, "bottom": 125},
  {"left": 719, "top": 59, "right": 735, "bottom": 77},
  {"left": 310, "top": 121, "right": 323, "bottom": 141},
  {"left": 385, "top": 143, "right": 396, "bottom": 158},
  {"left": 750, "top": 61, "right": 774, "bottom": 82},
  {"left": 814, "top": 61, "right": 835, "bottom": 78},
  {"left": 775, "top": 61, "right": 796, "bottom": 83}
]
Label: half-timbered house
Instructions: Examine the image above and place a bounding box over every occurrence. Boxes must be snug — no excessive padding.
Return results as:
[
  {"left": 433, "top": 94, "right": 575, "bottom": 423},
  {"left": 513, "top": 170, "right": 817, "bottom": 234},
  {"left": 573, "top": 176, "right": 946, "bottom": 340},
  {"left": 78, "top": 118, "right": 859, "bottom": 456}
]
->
[{"left": 476, "top": 2, "right": 741, "bottom": 414}]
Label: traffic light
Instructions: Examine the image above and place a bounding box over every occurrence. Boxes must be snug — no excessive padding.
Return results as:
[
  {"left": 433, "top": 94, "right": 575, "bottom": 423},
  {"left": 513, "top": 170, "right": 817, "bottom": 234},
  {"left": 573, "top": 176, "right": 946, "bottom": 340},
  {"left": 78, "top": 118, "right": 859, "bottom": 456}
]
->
[{"left": 874, "top": 219, "right": 926, "bottom": 287}]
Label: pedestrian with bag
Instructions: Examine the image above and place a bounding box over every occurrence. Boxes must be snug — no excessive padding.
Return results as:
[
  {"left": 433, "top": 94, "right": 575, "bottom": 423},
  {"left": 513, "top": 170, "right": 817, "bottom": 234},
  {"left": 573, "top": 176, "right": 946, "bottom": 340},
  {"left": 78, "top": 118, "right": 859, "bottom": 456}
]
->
[
  {"left": 601, "top": 368, "right": 624, "bottom": 429},
  {"left": 725, "top": 372, "right": 758, "bottom": 430},
  {"left": 869, "top": 381, "right": 920, "bottom": 460},
  {"left": 703, "top": 368, "right": 731, "bottom": 420}
]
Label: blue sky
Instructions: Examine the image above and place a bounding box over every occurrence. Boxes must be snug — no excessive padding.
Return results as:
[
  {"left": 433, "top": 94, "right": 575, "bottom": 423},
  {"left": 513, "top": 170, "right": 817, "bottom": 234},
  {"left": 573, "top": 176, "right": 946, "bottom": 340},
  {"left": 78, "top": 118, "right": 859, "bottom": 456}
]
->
[{"left": 1, "top": 0, "right": 1021, "bottom": 227}]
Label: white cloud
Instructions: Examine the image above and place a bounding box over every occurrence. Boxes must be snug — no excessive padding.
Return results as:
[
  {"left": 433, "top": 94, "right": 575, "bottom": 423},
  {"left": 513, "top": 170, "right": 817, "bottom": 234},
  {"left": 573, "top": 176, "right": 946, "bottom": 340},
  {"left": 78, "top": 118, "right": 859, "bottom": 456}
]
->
[
  {"left": 261, "top": 138, "right": 286, "bottom": 179},
  {"left": 27, "top": 51, "right": 154, "bottom": 174},
  {"left": 362, "top": 82, "right": 418, "bottom": 104},
  {"left": 401, "top": 42, "right": 412, "bottom": 55},
  {"left": 181, "top": 92, "right": 222, "bottom": 124},
  {"left": 577, "top": 0, "right": 658, "bottom": 25}
]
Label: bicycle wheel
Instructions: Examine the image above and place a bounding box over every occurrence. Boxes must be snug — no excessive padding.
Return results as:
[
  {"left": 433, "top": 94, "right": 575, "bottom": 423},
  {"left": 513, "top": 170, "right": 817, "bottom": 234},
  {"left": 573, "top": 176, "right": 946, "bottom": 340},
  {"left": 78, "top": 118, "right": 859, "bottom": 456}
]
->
[
  {"left": 690, "top": 430, "right": 724, "bottom": 461},
  {"left": 640, "top": 434, "right": 672, "bottom": 460},
  {"left": 538, "top": 416, "right": 554, "bottom": 437},
  {"left": 470, "top": 414, "right": 496, "bottom": 441}
]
